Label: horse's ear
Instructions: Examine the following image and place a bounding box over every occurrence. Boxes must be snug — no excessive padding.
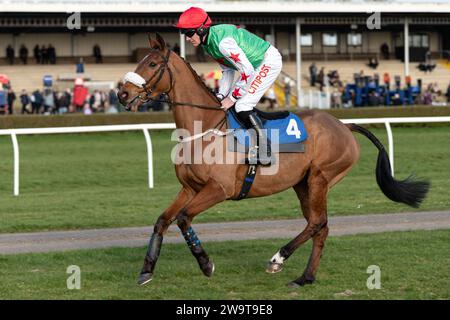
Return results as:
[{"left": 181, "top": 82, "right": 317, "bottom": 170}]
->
[{"left": 148, "top": 33, "right": 166, "bottom": 51}]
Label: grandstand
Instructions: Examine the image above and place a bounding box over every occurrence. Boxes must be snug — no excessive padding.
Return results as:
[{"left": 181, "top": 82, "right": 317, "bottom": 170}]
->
[{"left": 2, "top": 59, "right": 448, "bottom": 97}]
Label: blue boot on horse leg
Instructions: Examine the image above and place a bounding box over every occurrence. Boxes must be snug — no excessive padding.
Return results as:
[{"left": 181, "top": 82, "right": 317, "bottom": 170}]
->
[
  {"left": 173, "top": 180, "right": 228, "bottom": 277},
  {"left": 178, "top": 212, "right": 215, "bottom": 277},
  {"left": 138, "top": 188, "right": 194, "bottom": 285}
]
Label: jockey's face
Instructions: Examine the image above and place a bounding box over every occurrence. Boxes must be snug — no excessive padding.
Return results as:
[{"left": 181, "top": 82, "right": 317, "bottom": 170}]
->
[{"left": 186, "top": 32, "right": 201, "bottom": 47}]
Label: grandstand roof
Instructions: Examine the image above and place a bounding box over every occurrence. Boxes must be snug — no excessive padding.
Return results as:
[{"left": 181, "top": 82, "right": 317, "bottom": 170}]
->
[{"left": 1, "top": 0, "right": 449, "bottom": 13}]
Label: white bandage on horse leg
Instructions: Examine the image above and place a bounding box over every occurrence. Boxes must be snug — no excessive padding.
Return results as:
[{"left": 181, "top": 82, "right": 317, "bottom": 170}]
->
[
  {"left": 270, "top": 251, "right": 285, "bottom": 265},
  {"left": 123, "top": 72, "right": 146, "bottom": 88}
]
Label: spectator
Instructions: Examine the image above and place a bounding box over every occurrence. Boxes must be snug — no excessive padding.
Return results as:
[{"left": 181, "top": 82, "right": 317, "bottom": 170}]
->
[
  {"left": 43, "top": 88, "right": 55, "bottom": 114},
  {"left": 76, "top": 57, "right": 85, "bottom": 73},
  {"left": 422, "top": 91, "right": 433, "bottom": 105},
  {"left": 93, "top": 44, "right": 103, "bottom": 63},
  {"left": 405, "top": 75, "right": 412, "bottom": 88},
  {"left": 394, "top": 75, "right": 401, "bottom": 89},
  {"left": 317, "top": 67, "right": 325, "bottom": 91},
  {"left": 309, "top": 62, "right": 317, "bottom": 87},
  {"left": 73, "top": 83, "right": 88, "bottom": 112},
  {"left": 83, "top": 102, "right": 93, "bottom": 115},
  {"left": 19, "top": 45, "right": 28, "bottom": 65},
  {"left": 31, "top": 89, "right": 43, "bottom": 114},
  {"left": 327, "top": 70, "right": 340, "bottom": 87},
  {"left": 33, "top": 44, "right": 41, "bottom": 64},
  {"left": 383, "top": 72, "right": 390, "bottom": 90},
  {"left": 107, "top": 88, "right": 119, "bottom": 113},
  {"left": 48, "top": 44, "right": 56, "bottom": 64},
  {"left": 20, "top": 89, "right": 31, "bottom": 114},
  {"left": 380, "top": 43, "right": 389, "bottom": 60},
  {"left": 0, "top": 89, "right": 6, "bottom": 115},
  {"left": 368, "top": 57, "right": 379, "bottom": 69},
  {"left": 7, "top": 88, "right": 16, "bottom": 114},
  {"left": 331, "top": 87, "right": 342, "bottom": 108},
  {"left": 6, "top": 45, "right": 14, "bottom": 65},
  {"left": 40, "top": 45, "right": 48, "bottom": 64},
  {"left": 58, "top": 89, "right": 72, "bottom": 114}
]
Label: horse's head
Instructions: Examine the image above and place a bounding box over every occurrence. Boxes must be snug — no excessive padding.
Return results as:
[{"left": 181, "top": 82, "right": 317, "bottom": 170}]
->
[{"left": 118, "top": 33, "right": 173, "bottom": 111}]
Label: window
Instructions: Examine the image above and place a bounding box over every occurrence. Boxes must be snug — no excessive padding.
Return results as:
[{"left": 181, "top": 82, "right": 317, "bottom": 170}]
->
[
  {"left": 409, "top": 34, "right": 429, "bottom": 48},
  {"left": 322, "top": 33, "right": 337, "bottom": 46},
  {"left": 301, "top": 34, "right": 312, "bottom": 46},
  {"left": 347, "top": 33, "right": 362, "bottom": 46}
]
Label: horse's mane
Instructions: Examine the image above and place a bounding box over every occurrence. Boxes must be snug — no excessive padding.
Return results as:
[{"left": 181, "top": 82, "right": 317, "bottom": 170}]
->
[{"left": 176, "top": 53, "right": 221, "bottom": 106}]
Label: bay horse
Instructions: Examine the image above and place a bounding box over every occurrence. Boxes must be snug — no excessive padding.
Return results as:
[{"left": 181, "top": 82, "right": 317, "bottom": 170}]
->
[{"left": 118, "top": 34, "right": 430, "bottom": 287}]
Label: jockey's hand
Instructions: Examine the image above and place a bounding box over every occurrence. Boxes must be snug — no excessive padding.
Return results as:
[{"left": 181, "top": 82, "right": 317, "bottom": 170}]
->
[{"left": 220, "top": 97, "right": 235, "bottom": 111}]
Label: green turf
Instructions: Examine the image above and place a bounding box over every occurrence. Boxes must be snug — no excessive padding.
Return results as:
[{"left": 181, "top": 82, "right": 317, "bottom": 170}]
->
[
  {"left": 0, "top": 126, "right": 449, "bottom": 233},
  {"left": 0, "top": 229, "right": 448, "bottom": 299}
]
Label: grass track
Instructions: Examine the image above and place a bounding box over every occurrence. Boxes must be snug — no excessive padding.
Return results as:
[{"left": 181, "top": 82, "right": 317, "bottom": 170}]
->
[
  {"left": 0, "top": 126, "right": 449, "bottom": 233},
  {"left": 0, "top": 229, "right": 448, "bottom": 300}
]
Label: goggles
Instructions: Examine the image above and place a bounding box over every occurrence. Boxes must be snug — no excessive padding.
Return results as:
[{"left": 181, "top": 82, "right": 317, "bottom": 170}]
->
[{"left": 180, "top": 28, "right": 197, "bottom": 38}]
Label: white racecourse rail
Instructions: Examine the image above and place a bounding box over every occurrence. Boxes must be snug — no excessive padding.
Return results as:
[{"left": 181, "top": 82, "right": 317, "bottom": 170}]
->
[{"left": 1, "top": 117, "right": 449, "bottom": 196}]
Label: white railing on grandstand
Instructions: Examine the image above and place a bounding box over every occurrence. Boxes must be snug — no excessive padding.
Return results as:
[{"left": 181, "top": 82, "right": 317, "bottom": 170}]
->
[
  {"left": 1, "top": 116, "right": 450, "bottom": 196},
  {"left": 300, "top": 89, "right": 331, "bottom": 109}
]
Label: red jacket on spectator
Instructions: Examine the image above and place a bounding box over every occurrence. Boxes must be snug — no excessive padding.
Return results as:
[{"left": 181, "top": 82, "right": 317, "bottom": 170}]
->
[{"left": 73, "top": 85, "right": 88, "bottom": 106}]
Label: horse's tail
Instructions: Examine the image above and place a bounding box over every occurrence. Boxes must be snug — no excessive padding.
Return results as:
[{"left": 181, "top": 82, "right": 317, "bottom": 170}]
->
[{"left": 346, "top": 123, "right": 430, "bottom": 208}]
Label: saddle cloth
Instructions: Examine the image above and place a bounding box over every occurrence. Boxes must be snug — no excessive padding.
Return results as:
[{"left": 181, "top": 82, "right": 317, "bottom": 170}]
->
[{"left": 226, "top": 108, "right": 308, "bottom": 153}]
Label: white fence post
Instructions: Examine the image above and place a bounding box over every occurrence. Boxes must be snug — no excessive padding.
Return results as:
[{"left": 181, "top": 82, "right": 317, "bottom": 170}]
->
[
  {"left": 142, "top": 128, "right": 154, "bottom": 189},
  {"left": 11, "top": 133, "right": 19, "bottom": 196},
  {"left": 384, "top": 121, "right": 394, "bottom": 176}
]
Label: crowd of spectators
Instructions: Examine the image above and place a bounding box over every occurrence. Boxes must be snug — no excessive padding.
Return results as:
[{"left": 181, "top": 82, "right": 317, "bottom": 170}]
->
[
  {"left": 308, "top": 60, "right": 449, "bottom": 108},
  {"left": 5, "top": 44, "right": 57, "bottom": 65},
  {"left": 0, "top": 82, "right": 172, "bottom": 116}
]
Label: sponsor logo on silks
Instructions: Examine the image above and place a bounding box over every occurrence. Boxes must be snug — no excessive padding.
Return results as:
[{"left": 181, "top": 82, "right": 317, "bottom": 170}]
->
[{"left": 248, "top": 64, "right": 271, "bottom": 94}]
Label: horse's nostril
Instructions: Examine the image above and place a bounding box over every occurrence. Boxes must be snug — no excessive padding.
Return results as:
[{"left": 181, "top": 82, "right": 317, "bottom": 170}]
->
[{"left": 120, "top": 92, "right": 129, "bottom": 100}]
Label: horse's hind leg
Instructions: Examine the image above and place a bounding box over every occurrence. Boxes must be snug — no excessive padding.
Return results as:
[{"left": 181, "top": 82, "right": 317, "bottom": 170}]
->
[
  {"left": 266, "top": 170, "right": 328, "bottom": 287},
  {"left": 138, "top": 188, "right": 194, "bottom": 285},
  {"left": 176, "top": 179, "right": 228, "bottom": 277}
]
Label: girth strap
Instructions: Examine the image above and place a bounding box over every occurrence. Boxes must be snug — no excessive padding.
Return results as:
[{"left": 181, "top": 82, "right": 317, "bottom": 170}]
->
[{"left": 235, "top": 164, "right": 257, "bottom": 200}]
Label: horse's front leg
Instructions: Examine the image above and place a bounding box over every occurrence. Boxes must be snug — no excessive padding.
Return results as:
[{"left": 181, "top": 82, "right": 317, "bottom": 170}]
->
[
  {"left": 138, "top": 188, "right": 195, "bottom": 285},
  {"left": 176, "top": 179, "right": 228, "bottom": 277}
]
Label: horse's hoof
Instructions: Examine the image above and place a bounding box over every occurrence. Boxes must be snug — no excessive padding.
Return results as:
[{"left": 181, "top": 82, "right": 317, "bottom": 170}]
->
[
  {"left": 137, "top": 272, "right": 153, "bottom": 286},
  {"left": 287, "top": 275, "right": 315, "bottom": 287},
  {"left": 266, "top": 262, "right": 283, "bottom": 274},
  {"left": 201, "top": 261, "right": 215, "bottom": 277}
]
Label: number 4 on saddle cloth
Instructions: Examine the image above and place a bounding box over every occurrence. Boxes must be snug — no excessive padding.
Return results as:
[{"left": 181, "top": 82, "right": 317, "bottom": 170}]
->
[{"left": 226, "top": 107, "right": 308, "bottom": 154}]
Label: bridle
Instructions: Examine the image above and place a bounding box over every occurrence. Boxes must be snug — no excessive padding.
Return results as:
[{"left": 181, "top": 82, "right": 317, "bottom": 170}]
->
[{"left": 129, "top": 49, "right": 225, "bottom": 113}]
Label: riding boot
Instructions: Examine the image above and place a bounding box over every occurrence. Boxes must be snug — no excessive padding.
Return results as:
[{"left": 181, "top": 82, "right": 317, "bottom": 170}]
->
[{"left": 237, "top": 110, "right": 272, "bottom": 165}]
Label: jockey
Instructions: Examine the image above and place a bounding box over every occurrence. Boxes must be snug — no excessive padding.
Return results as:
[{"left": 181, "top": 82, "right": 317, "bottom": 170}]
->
[{"left": 175, "top": 7, "right": 282, "bottom": 165}]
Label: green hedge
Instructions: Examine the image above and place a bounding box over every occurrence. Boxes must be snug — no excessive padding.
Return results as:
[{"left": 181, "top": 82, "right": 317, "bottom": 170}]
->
[{"left": 1, "top": 106, "right": 449, "bottom": 129}]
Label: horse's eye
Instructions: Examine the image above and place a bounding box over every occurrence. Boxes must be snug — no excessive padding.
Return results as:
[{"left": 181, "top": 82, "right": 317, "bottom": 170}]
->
[{"left": 149, "top": 62, "right": 157, "bottom": 68}]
